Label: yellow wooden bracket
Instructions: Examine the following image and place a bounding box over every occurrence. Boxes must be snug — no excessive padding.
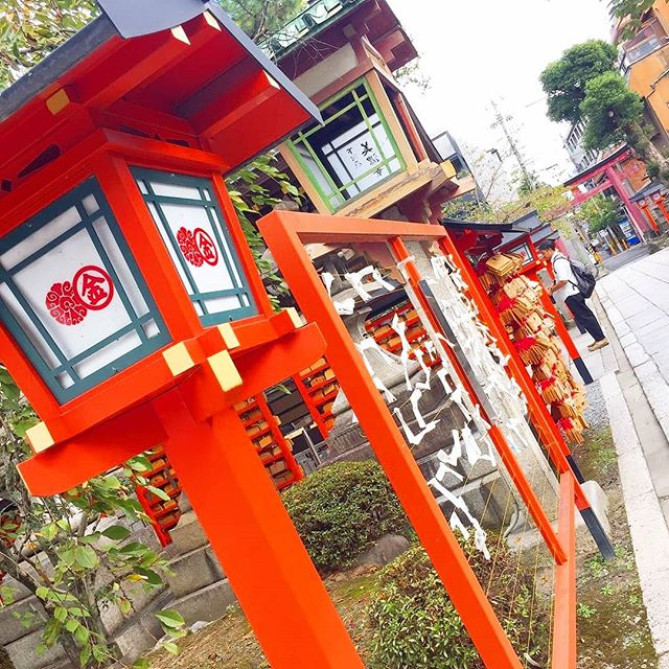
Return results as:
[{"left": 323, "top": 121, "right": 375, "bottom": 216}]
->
[
  {"left": 208, "top": 350, "right": 243, "bottom": 392},
  {"left": 26, "top": 422, "right": 56, "bottom": 454}
]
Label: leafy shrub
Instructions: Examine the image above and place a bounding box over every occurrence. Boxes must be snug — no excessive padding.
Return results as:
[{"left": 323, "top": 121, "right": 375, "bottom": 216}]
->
[
  {"left": 282, "top": 461, "right": 411, "bottom": 575},
  {"left": 367, "top": 542, "right": 548, "bottom": 668}
]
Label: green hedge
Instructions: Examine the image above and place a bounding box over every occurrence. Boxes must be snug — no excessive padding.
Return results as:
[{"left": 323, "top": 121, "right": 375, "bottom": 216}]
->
[
  {"left": 282, "top": 460, "right": 411, "bottom": 575},
  {"left": 367, "top": 542, "right": 548, "bottom": 668}
]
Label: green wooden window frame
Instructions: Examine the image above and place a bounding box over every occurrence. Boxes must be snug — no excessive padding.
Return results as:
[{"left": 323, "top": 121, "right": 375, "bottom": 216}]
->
[
  {"left": 133, "top": 169, "right": 258, "bottom": 327},
  {"left": 287, "top": 79, "right": 406, "bottom": 213},
  {"left": 0, "top": 178, "right": 171, "bottom": 404}
]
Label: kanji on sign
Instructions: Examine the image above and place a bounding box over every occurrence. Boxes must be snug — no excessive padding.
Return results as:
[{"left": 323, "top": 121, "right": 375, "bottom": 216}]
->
[
  {"left": 194, "top": 228, "right": 219, "bottom": 266},
  {"left": 73, "top": 266, "right": 114, "bottom": 310},
  {"left": 177, "top": 227, "right": 219, "bottom": 267}
]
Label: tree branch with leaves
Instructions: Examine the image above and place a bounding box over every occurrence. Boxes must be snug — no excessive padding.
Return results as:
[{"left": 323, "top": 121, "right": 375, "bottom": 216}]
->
[
  {"left": 540, "top": 38, "right": 669, "bottom": 181},
  {"left": 0, "top": 368, "right": 188, "bottom": 668}
]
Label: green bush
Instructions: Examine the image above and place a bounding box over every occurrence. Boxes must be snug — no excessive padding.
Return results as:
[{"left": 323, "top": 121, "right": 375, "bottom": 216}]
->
[
  {"left": 367, "top": 542, "right": 548, "bottom": 669},
  {"left": 282, "top": 460, "right": 411, "bottom": 575}
]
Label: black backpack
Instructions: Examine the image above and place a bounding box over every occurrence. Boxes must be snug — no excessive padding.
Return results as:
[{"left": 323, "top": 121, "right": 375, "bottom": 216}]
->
[{"left": 569, "top": 260, "right": 597, "bottom": 298}]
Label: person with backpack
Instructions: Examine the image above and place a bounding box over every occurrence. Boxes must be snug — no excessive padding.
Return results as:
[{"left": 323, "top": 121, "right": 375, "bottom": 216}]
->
[{"left": 538, "top": 239, "right": 609, "bottom": 352}]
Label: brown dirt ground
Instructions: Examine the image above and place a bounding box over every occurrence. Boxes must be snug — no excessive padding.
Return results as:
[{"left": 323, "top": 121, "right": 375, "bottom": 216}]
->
[{"left": 145, "top": 567, "right": 379, "bottom": 669}]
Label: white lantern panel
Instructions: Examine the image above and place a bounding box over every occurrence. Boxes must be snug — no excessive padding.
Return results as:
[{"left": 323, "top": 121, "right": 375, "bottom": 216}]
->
[
  {"left": 82, "top": 195, "right": 99, "bottom": 216},
  {"left": 160, "top": 203, "right": 236, "bottom": 292},
  {"left": 93, "top": 218, "right": 149, "bottom": 318},
  {"left": 73, "top": 330, "right": 142, "bottom": 379},
  {"left": 151, "top": 182, "right": 202, "bottom": 200},
  {"left": 0, "top": 177, "right": 170, "bottom": 403},
  {"left": 12, "top": 230, "right": 132, "bottom": 359},
  {"left": 142, "top": 319, "right": 161, "bottom": 339},
  {"left": 204, "top": 296, "right": 243, "bottom": 314},
  {"left": 0, "top": 283, "right": 61, "bottom": 368},
  {"left": 0, "top": 206, "right": 81, "bottom": 271},
  {"left": 134, "top": 169, "right": 258, "bottom": 326}
]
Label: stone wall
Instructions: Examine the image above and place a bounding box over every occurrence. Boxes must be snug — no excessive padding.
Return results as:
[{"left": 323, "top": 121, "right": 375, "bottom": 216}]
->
[
  {"left": 0, "top": 646, "right": 15, "bottom": 669},
  {"left": 0, "top": 500, "right": 235, "bottom": 669}
]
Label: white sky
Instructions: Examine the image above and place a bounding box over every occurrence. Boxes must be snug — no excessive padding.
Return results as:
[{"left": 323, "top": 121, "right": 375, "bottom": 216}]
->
[{"left": 389, "top": 0, "right": 613, "bottom": 197}]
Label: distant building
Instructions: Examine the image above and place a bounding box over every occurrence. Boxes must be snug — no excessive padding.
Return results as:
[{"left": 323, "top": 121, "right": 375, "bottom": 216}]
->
[
  {"left": 564, "top": 120, "right": 601, "bottom": 174},
  {"left": 431, "top": 131, "right": 473, "bottom": 181},
  {"left": 616, "top": 0, "right": 669, "bottom": 153},
  {"left": 431, "top": 131, "right": 484, "bottom": 203}
]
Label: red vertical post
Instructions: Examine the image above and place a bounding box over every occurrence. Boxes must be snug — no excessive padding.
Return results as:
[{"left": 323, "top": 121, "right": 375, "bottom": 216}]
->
[
  {"left": 552, "top": 473, "right": 577, "bottom": 669},
  {"left": 654, "top": 198, "right": 669, "bottom": 226},
  {"left": 154, "top": 390, "right": 365, "bottom": 669},
  {"left": 605, "top": 165, "right": 647, "bottom": 241},
  {"left": 260, "top": 214, "right": 524, "bottom": 669},
  {"left": 638, "top": 200, "right": 660, "bottom": 232}
]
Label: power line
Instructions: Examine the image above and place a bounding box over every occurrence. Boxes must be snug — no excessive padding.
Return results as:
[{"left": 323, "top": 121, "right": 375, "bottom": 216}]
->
[{"left": 490, "top": 99, "right": 534, "bottom": 185}]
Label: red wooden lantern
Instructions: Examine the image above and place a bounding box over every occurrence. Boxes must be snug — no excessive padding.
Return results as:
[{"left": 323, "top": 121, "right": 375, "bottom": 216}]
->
[
  {"left": 637, "top": 198, "right": 660, "bottom": 231},
  {"left": 651, "top": 189, "right": 669, "bottom": 225},
  {"left": 0, "top": 4, "right": 366, "bottom": 666}
]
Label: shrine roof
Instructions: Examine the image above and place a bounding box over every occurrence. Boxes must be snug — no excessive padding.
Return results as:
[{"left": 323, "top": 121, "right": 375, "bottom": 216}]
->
[
  {"left": 0, "top": 0, "right": 321, "bottom": 178},
  {"left": 260, "top": 0, "right": 367, "bottom": 60},
  {"left": 265, "top": 0, "right": 417, "bottom": 76},
  {"left": 629, "top": 180, "right": 665, "bottom": 203},
  {"left": 441, "top": 219, "right": 514, "bottom": 232}
]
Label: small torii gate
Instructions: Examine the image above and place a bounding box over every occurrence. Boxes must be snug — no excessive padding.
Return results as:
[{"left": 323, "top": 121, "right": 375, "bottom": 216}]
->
[{"left": 564, "top": 146, "right": 650, "bottom": 242}]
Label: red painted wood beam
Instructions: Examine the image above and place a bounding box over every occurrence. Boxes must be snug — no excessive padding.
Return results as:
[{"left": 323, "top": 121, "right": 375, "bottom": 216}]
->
[
  {"left": 259, "top": 210, "right": 524, "bottom": 669},
  {"left": 569, "top": 180, "right": 612, "bottom": 207},
  {"left": 17, "top": 403, "right": 167, "bottom": 496},
  {"left": 552, "top": 473, "right": 577, "bottom": 669}
]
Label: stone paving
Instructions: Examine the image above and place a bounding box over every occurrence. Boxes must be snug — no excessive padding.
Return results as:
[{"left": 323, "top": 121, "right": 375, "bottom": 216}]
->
[
  {"left": 597, "top": 248, "right": 669, "bottom": 446},
  {"left": 585, "top": 247, "right": 669, "bottom": 666}
]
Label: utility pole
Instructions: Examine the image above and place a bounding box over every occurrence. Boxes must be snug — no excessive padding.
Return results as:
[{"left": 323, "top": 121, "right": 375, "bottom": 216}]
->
[{"left": 490, "top": 99, "right": 534, "bottom": 188}]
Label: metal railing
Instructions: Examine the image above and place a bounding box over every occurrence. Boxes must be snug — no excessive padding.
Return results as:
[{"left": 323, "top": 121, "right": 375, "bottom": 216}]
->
[{"left": 260, "top": 0, "right": 364, "bottom": 59}]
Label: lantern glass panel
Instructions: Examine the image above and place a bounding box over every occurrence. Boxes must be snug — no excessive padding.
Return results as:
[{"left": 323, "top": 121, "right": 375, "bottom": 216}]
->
[
  {"left": 133, "top": 169, "right": 257, "bottom": 326},
  {"left": 0, "top": 178, "right": 171, "bottom": 403},
  {"left": 288, "top": 80, "right": 405, "bottom": 212}
]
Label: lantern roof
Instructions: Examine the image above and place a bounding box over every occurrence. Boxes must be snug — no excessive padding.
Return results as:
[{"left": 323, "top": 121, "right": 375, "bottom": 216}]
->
[
  {"left": 629, "top": 180, "right": 665, "bottom": 203},
  {"left": 0, "top": 0, "right": 321, "bottom": 179}
]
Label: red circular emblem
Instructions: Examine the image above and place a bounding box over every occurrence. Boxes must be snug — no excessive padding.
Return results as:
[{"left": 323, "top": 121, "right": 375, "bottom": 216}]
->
[
  {"left": 73, "top": 265, "right": 114, "bottom": 311},
  {"left": 177, "top": 227, "right": 204, "bottom": 267},
  {"left": 194, "top": 228, "right": 219, "bottom": 266},
  {"left": 45, "top": 281, "right": 88, "bottom": 326}
]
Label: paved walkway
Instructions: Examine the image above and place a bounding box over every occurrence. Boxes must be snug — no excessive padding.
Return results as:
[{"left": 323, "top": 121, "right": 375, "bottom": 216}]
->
[
  {"left": 602, "top": 243, "right": 649, "bottom": 273},
  {"left": 586, "top": 248, "right": 669, "bottom": 666},
  {"left": 597, "top": 248, "right": 669, "bottom": 446}
]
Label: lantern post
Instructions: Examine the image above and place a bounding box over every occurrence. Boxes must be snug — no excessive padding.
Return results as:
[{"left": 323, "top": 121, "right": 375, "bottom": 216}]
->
[
  {"left": 637, "top": 198, "right": 660, "bottom": 232},
  {"left": 651, "top": 191, "right": 669, "bottom": 227},
  {"left": 0, "top": 3, "right": 365, "bottom": 666}
]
